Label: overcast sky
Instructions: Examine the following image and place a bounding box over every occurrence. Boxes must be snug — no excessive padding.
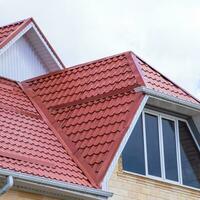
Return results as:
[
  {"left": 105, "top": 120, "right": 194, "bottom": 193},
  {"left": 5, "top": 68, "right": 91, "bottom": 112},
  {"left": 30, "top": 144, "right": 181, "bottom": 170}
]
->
[{"left": 0, "top": 0, "right": 200, "bottom": 98}]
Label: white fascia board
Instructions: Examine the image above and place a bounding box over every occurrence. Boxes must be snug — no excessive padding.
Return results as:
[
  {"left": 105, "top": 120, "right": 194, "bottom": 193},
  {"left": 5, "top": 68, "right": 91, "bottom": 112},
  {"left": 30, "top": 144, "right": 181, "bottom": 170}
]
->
[
  {"left": 0, "top": 24, "right": 32, "bottom": 56},
  {"left": 102, "top": 95, "right": 149, "bottom": 190},
  {"left": 31, "top": 23, "right": 63, "bottom": 69},
  {"left": 135, "top": 86, "right": 200, "bottom": 112},
  {"left": 0, "top": 168, "right": 112, "bottom": 200}
]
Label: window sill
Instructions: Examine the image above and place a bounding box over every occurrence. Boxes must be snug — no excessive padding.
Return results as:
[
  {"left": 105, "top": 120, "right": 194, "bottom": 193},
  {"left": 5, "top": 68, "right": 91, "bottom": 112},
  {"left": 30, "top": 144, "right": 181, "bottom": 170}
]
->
[{"left": 119, "top": 170, "right": 200, "bottom": 194}]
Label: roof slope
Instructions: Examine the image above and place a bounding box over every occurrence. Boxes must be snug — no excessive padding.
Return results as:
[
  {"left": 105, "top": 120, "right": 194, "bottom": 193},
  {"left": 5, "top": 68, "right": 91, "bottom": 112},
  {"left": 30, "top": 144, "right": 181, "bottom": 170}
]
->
[
  {"left": 24, "top": 52, "right": 145, "bottom": 184},
  {"left": 135, "top": 55, "right": 199, "bottom": 103},
  {"left": 23, "top": 51, "right": 199, "bottom": 186},
  {"left": 0, "top": 77, "right": 92, "bottom": 187}
]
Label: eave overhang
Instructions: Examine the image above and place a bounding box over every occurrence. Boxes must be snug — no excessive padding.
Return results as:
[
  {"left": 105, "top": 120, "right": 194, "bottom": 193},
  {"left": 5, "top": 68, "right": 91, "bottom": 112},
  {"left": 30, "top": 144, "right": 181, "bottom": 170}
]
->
[{"left": 0, "top": 168, "right": 112, "bottom": 200}]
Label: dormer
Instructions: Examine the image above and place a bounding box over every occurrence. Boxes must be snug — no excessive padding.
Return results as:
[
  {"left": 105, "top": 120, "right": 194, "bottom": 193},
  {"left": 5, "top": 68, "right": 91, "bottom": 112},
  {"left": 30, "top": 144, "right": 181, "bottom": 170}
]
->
[{"left": 0, "top": 18, "right": 64, "bottom": 81}]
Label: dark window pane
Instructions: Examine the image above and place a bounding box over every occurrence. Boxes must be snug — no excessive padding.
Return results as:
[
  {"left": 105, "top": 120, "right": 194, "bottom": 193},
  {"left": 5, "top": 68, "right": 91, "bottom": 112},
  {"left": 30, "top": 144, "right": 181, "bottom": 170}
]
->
[
  {"left": 122, "top": 115, "right": 145, "bottom": 175},
  {"left": 162, "top": 119, "right": 178, "bottom": 182},
  {"left": 179, "top": 121, "right": 200, "bottom": 189},
  {"left": 145, "top": 113, "right": 161, "bottom": 177}
]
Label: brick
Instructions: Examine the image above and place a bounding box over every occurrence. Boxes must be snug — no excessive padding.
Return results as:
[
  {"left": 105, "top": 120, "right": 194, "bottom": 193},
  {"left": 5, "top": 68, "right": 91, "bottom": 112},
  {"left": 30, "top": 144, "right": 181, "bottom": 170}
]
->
[{"left": 109, "top": 160, "right": 200, "bottom": 200}]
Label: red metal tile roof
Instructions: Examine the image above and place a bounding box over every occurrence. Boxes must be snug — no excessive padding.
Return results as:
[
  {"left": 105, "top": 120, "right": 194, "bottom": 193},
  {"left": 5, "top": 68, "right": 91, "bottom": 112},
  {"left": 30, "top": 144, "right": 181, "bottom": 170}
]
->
[
  {"left": 0, "top": 77, "right": 93, "bottom": 187},
  {"left": 0, "top": 30, "right": 199, "bottom": 188},
  {"left": 136, "top": 56, "right": 199, "bottom": 103},
  {"left": 24, "top": 52, "right": 145, "bottom": 185},
  {"left": 22, "top": 51, "right": 199, "bottom": 186}
]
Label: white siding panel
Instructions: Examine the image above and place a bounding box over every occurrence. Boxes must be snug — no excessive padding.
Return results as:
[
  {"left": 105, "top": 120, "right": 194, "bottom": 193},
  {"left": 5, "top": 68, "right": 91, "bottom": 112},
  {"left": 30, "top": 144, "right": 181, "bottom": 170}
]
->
[{"left": 0, "top": 35, "right": 48, "bottom": 81}]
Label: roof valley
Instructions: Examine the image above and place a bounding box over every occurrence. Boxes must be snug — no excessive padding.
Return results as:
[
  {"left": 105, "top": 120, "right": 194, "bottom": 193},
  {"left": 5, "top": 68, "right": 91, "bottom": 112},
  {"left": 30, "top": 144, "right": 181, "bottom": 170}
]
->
[{"left": 19, "top": 81, "right": 99, "bottom": 188}]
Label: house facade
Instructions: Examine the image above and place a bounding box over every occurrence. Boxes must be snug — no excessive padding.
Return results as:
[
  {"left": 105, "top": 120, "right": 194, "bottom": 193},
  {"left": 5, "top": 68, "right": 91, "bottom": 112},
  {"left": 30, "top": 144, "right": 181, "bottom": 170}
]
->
[{"left": 0, "top": 18, "right": 199, "bottom": 200}]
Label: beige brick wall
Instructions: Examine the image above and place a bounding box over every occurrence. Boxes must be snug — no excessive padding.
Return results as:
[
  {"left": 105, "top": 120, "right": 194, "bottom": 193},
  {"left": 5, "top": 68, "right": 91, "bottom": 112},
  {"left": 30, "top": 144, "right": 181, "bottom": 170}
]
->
[
  {"left": 0, "top": 190, "right": 58, "bottom": 200},
  {"left": 108, "top": 158, "right": 200, "bottom": 200}
]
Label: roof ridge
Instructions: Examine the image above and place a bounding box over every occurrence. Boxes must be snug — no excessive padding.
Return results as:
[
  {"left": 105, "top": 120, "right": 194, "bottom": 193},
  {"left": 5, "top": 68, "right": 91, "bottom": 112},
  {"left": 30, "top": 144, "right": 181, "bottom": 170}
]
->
[
  {"left": 19, "top": 81, "right": 99, "bottom": 188},
  {"left": 125, "top": 52, "right": 145, "bottom": 86},
  {"left": 134, "top": 53, "right": 200, "bottom": 104},
  {"left": 24, "top": 51, "right": 133, "bottom": 83},
  {"left": 0, "top": 17, "right": 31, "bottom": 29}
]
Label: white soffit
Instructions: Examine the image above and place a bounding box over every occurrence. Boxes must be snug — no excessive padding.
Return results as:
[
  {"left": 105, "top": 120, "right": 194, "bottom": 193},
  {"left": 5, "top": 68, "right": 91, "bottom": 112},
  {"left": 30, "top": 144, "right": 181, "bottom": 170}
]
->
[{"left": 135, "top": 86, "right": 200, "bottom": 116}]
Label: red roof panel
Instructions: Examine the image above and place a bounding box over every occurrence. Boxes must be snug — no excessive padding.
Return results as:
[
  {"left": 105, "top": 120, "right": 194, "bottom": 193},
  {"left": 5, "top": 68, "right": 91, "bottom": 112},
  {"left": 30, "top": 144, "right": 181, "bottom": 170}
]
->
[
  {"left": 0, "top": 41, "right": 199, "bottom": 188},
  {"left": 0, "top": 77, "right": 92, "bottom": 187},
  {"left": 136, "top": 56, "right": 199, "bottom": 104},
  {"left": 23, "top": 51, "right": 200, "bottom": 186},
  {"left": 24, "top": 52, "right": 145, "bottom": 184}
]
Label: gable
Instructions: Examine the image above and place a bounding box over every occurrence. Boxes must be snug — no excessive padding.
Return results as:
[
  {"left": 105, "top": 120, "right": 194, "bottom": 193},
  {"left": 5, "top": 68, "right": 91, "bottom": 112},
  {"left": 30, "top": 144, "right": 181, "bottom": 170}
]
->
[
  {"left": 0, "top": 35, "right": 48, "bottom": 81},
  {"left": 0, "top": 18, "right": 64, "bottom": 81}
]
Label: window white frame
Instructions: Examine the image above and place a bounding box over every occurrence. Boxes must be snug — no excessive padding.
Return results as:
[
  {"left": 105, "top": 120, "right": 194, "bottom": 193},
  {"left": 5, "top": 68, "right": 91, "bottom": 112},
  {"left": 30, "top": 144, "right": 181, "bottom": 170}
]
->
[{"left": 123, "top": 108, "right": 200, "bottom": 190}]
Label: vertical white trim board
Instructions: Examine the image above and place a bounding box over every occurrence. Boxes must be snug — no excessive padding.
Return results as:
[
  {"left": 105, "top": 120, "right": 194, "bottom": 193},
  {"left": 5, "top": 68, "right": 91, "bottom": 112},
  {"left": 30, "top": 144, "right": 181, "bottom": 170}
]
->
[{"left": 102, "top": 95, "right": 149, "bottom": 190}]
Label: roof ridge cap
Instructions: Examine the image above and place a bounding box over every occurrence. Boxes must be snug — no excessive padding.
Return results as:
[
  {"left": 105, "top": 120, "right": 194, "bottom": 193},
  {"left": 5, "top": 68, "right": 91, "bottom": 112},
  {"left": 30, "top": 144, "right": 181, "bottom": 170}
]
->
[
  {"left": 96, "top": 92, "right": 145, "bottom": 182},
  {"left": 0, "top": 17, "right": 31, "bottom": 29},
  {"left": 24, "top": 51, "right": 137, "bottom": 84},
  {"left": 125, "top": 51, "right": 146, "bottom": 86},
  {"left": 64, "top": 51, "right": 132, "bottom": 71},
  {"left": 19, "top": 82, "right": 99, "bottom": 188}
]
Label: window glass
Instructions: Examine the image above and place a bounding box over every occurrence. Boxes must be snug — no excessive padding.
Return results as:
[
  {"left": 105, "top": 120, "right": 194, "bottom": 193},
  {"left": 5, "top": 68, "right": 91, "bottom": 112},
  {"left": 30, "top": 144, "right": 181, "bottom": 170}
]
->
[
  {"left": 145, "top": 113, "right": 161, "bottom": 177},
  {"left": 162, "top": 118, "right": 178, "bottom": 182},
  {"left": 122, "top": 110, "right": 200, "bottom": 190},
  {"left": 122, "top": 115, "right": 145, "bottom": 175},
  {"left": 179, "top": 121, "right": 200, "bottom": 189}
]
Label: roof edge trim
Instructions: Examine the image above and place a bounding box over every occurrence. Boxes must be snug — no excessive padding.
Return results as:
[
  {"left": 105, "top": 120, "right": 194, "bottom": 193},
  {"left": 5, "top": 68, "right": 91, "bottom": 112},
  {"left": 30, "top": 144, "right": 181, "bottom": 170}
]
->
[
  {"left": 101, "top": 94, "right": 149, "bottom": 190},
  {"left": 135, "top": 86, "right": 200, "bottom": 111},
  {"left": 24, "top": 51, "right": 133, "bottom": 83},
  {"left": 0, "top": 168, "right": 112, "bottom": 200},
  {"left": 97, "top": 92, "right": 146, "bottom": 184}
]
